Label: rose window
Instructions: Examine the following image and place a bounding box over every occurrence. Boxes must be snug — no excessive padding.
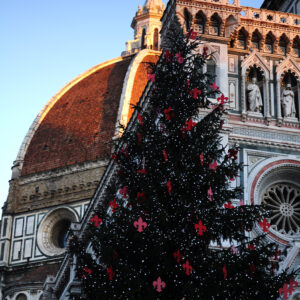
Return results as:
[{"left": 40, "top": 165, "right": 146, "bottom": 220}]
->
[{"left": 262, "top": 183, "right": 300, "bottom": 235}]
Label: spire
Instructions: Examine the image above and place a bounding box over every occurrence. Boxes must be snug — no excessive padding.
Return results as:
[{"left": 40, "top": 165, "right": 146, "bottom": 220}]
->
[
  {"left": 143, "top": 0, "right": 165, "bottom": 13},
  {"left": 122, "top": 0, "right": 165, "bottom": 56}
]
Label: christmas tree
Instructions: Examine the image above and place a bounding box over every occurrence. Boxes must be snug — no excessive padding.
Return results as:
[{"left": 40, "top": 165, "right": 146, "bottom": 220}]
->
[{"left": 69, "top": 19, "right": 296, "bottom": 299}]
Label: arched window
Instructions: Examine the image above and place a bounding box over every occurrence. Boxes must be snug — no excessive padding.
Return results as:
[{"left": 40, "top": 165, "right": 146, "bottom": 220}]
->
[
  {"left": 210, "top": 14, "right": 222, "bottom": 36},
  {"left": 252, "top": 30, "right": 262, "bottom": 50},
  {"left": 141, "top": 28, "right": 146, "bottom": 49},
  {"left": 238, "top": 28, "right": 248, "bottom": 50},
  {"left": 184, "top": 8, "right": 192, "bottom": 32},
  {"left": 293, "top": 36, "right": 300, "bottom": 58},
  {"left": 265, "top": 32, "right": 275, "bottom": 54},
  {"left": 279, "top": 34, "right": 289, "bottom": 56},
  {"left": 153, "top": 28, "right": 159, "bottom": 51},
  {"left": 207, "top": 59, "right": 216, "bottom": 77},
  {"left": 195, "top": 11, "right": 206, "bottom": 34},
  {"left": 16, "top": 294, "right": 27, "bottom": 300}
]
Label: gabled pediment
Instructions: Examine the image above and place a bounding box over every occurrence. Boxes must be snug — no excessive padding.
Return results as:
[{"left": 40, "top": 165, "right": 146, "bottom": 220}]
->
[
  {"left": 276, "top": 57, "right": 300, "bottom": 79},
  {"left": 241, "top": 51, "right": 270, "bottom": 77}
]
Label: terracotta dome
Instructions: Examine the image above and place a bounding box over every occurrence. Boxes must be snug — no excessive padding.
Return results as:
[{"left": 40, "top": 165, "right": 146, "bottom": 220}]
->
[{"left": 17, "top": 50, "right": 159, "bottom": 176}]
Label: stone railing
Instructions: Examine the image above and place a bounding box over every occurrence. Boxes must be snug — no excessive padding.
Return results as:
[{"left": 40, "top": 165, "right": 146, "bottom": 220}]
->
[
  {"left": 195, "top": 0, "right": 241, "bottom": 7},
  {"left": 240, "top": 6, "right": 300, "bottom": 27}
]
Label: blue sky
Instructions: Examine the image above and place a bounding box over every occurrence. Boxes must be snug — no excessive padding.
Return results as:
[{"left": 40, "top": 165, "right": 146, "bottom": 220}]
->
[{"left": 0, "top": 0, "right": 263, "bottom": 210}]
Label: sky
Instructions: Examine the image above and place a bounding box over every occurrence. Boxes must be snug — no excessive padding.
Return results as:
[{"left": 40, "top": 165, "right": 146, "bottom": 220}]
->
[{"left": 0, "top": 0, "right": 263, "bottom": 211}]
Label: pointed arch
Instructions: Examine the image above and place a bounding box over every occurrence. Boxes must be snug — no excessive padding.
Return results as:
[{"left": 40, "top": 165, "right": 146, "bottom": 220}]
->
[
  {"left": 224, "top": 15, "right": 238, "bottom": 38},
  {"left": 292, "top": 36, "right": 300, "bottom": 58},
  {"left": 210, "top": 13, "right": 222, "bottom": 36},
  {"left": 265, "top": 31, "right": 276, "bottom": 54},
  {"left": 279, "top": 34, "right": 290, "bottom": 56},
  {"left": 251, "top": 29, "right": 262, "bottom": 51},
  {"left": 141, "top": 28, "right": 147, "bottom": 49},
  {"left": 184, "top": 8, "right": 192, "bottom": 32},
  {"left": 195, "top": 10, "right": 207, "bottom": 34},
  {"left": 237, "top": 27, "right": 249, "bottom": 50}
]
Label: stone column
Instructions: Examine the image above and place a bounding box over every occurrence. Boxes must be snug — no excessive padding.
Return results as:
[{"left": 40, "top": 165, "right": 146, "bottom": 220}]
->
[
  {"left": 270, "top": 80, "right": 275, "bottom": 116},
  {"left": 297, "top": 81, "right": 300, "bottom": 121},
  {"left": 265, "top": 79, "right": 271, "bottom": 125},
  {"left": 241, "top": 75, "right": 247, "bottom": 122},
  {"left": 277, "top": 79, "right": 283, "bottom": 126}
]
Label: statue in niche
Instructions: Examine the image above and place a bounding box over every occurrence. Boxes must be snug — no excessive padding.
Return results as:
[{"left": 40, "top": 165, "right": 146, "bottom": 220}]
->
[
  {"left": 246, "top": 76, "right": 263, "bottom": 112},
  {"left": 281, "top": 83, "right": 296, "bottom": 118}
]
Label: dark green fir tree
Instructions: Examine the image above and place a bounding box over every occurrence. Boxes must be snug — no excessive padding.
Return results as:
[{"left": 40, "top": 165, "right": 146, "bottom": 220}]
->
[{"left": 69, "top": 19, "right": 296, "bottom": 300}]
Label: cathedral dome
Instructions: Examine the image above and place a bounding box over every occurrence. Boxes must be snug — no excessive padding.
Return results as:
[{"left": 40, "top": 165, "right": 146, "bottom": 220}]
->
[{"left": 16, "top": 50, "right": 159, "bottom": 177}]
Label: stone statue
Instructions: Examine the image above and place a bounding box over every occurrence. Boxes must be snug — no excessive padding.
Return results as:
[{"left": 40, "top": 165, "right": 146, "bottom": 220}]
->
[
  {"left": 281, "top": 83, "right": 296, "bottom": 118},
  {"left": 247, "top": 77, "right": 263, "bottom": 112}
]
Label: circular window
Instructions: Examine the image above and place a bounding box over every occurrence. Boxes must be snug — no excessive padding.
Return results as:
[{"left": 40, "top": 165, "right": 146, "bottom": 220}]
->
[
  {"left": 37, "top": 208, "right": 78, "bottom": 256},
  {"left": 262, "top": 183, "right": 300, "bottom": 235},
  {"left": 16, "top": 294, "right": 27, "bottom": 300}
]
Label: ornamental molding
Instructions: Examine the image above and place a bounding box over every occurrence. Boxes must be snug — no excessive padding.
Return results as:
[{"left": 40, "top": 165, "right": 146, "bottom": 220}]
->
[
  {"left": 276, "top": 56, "right": 300, "bottom": 79},
  {"left": 19, "top": 159, "right": 108, "bottom": 185},
  {"left": 241, "top": 51, "right": 270, "bottom": 79},
  {"left": 37, "top": 207, "right": 78, "bottom": 257},
  {"left": 230, "top": 126, "right": 300, "bottom": 149}
]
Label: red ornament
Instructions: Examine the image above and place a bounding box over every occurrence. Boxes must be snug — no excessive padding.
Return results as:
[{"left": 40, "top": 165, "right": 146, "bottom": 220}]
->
[
  {"left": 182, "top": 260, "right": 193, "bottom": 276},
  {"left": 186, "top": 79, "right": 190, "bottom": 88},
  {"left": 90, "top": 214, "right": 103, "bottom": 227},
  {"left": 203, "top": 46, "right": 208, "bottom": 57},
  {"left": 153, "top": 277, "right": 166, "bottom": 293},
  {"left": 182, "top": 118, "right": 196, "bottom": 133},
  {"left": 164, "top": 107, "right": 174, "bottom": 120},
  {"left": 200, "top": 153, "right": 204, "bottom": 166},
  {"left": 176, "top": 52, "right": 184, "bottom": 64},
  {"left": 209, "top": 161, "right": 218, "bottom": 172},
  {"left": 223, "top": 265, "right": 227, "bottom": 280},
  {"left": 210, "top": 82, "right": 219, "bottom": 91},
  {"left": 224, "top": 201, "right": 234, "bottom": 209},
  {"left": 112, "top": 152, "right": 118, "bottom": 162},
  {"left": 121, "top": 146, "right": 129, "bottom": 158},
  {"left": 274, "top": 249, "right": 281, "bottom": 260},
  {"left": 137, "top": 191, "right": 146, "bottom": 201},
  {"left": 186, "top": 29, "right": 197, "bottom": 40},
  {"left": 137, "top": 168, "right": 147, "bottom": 175},
  {"left": 248, "top": 244, "right": 256, "bottom": 250},
  {"left": 288, "top": 279, "right": 299, "bottom": 295},
  {"left": 167, "top": 180, "right": 172, "bottom": 195},
  {"left": 195, "top": 220, "right": 207, "bottom": 236},
  {"left": 279, "top": 283, "right": 290, "bottom": 300},
  {"left": 107, "top": 266, "right": 115, "bottom": 281},
  {"left": 82, "top": 267, "right": 92, "bottom": 278},
  {"left": 119, "top": 186, "right": 128, "bottom": 199},
  {"left": 147, "top": 72, "right": 156, "bottom": 82},
  {"left": 163, "top": 149, "right": 168, "bottom": 162},
  {"left": 164, "top": 50, "right": 173, "bottom": 62},
  {"left": 207, "top": 186, "right": 213, "bottom": 202},
  {"left": 259, "top": 218, "right": 271, "bottom": 232},
  {"left": 173, "top": 250, "right": 183, "bottom": 263},
  {"left": 217, "top": 94, "right": 228, "bottom": 105},
  {"left": 109, "top": 199, "right": 119, "bottom": 213},
  {"left": 190, "top": 88, "right": 202, "bottom": 99},
  {"left": 137, "top": 113, "right": 144, "bottom": 125},
  {"left": 134, "top": 217, "right": 147, "bottom": 232},
  {"left": 228, "top": 148, "right": 238, "bottom": 161}
]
